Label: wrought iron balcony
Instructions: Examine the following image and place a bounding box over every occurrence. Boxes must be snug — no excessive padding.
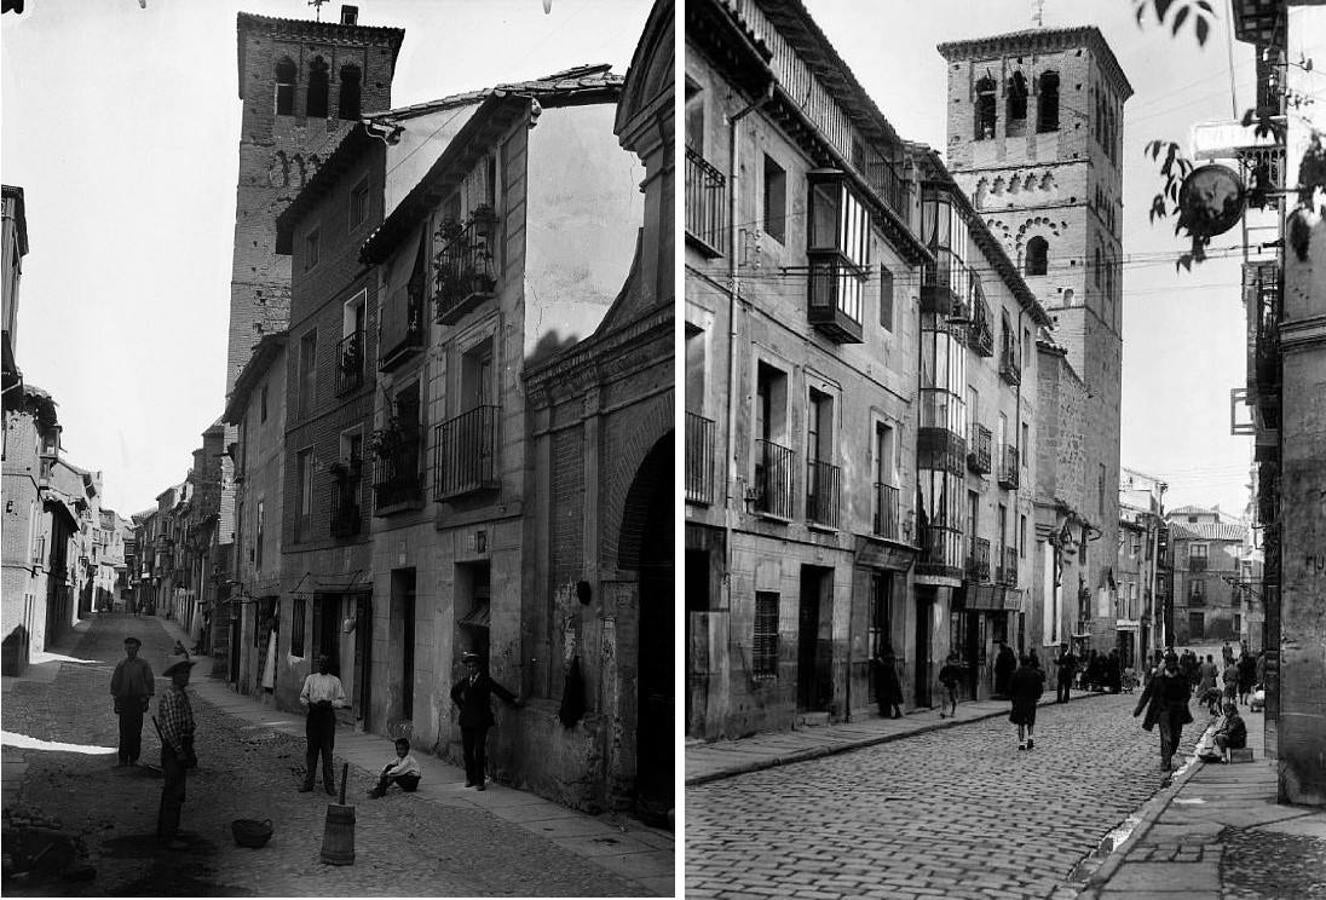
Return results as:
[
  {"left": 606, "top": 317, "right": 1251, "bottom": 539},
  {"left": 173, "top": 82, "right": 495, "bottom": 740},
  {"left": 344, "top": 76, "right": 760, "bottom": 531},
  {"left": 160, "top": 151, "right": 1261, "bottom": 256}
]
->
[
  {"left": 807, "top": 253, "right": 865, "bottom": 343},
  {"left": 336, "top": 331, "right": 365, "bottom": 396},
  {"left": 997, "top": 444, "right": 1019, "bottom": 490},
  {"left": 753, "top": 439, "right": 795, "bottom": 519},
  {"left": 967, "top": 424, "right": 992, "bottom": 474},
  {"left": 805, "top": 459, "right": 841, "bottom": 528},
  {"left": 916, "top": 524, "right": 963, "bottom": 578},
  {"left": 999, "top": 344, "right": 1022, "bottom": 385},
  {"left": 968, "top": 299, "right": 994, "bottom": 357},
  {"left": 373, "top": 433, "right": 423, "bottom": 511},
  {"left": 850, "top": 142, "right": 909, "bottom": 222},
  {"left": 685, "top": 146, "right": 727, "bottom": 257},
  {"left": 873, "top": 483, "right": 900, "bottom": 540},
  {"left": 432, "top": 405, "right": 499, "bottom": 500},
  {"left": 686, "top": 412, "right": 716, "bottom": 506},
  {"left": 435, "top": 212, "right": 497, "bottom": 326},
  {"left": 966, "top": 537, "right": 991, "bottom": 582},
  {"left": 1000, "top": 547, "right": 1019, "bottom": 585},
  {"left": 329, "top": 476, "right": 362, "bottom": 538}
]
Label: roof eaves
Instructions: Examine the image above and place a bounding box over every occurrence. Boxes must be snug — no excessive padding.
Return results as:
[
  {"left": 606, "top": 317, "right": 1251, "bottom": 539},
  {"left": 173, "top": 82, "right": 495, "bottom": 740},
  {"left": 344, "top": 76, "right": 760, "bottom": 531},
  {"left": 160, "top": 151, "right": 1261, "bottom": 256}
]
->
[
  {"left": 223, "top": 332, "right": 288, "bottom": 424},
  {"left": 937, "top": 25, "right": 1133, "bottom": 101}
]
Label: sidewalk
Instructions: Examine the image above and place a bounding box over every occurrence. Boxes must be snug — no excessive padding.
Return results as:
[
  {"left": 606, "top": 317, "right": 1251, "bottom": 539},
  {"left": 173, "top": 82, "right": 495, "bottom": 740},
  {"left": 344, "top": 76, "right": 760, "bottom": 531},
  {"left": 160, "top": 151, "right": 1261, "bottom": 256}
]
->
[
  {"left": 685, "top": 689, "right": 1110, "bottom": 785},
  {"left": 1077, "top": 706, "right": 1326, "bottom": 898},
  {"left": 3, "top": 615, "right": 673, "bottom": 897}
]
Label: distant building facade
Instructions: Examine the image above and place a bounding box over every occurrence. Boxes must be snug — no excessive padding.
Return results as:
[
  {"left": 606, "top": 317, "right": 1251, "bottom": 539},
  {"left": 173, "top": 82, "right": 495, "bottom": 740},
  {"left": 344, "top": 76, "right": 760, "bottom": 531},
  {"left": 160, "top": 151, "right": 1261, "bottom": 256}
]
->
[{"left": 1167, "top": 506, "right": 1247, "bottom": 645}]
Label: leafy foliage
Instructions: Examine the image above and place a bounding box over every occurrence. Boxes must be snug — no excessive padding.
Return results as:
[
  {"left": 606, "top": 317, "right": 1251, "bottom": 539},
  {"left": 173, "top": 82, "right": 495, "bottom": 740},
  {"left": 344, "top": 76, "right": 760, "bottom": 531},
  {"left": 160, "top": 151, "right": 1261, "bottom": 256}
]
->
[
  {"left": 1143, "top": 140, "right": 1208, "bottom": 271},
  {"left": 1133, "top": 0, "right": 1215, "bottom": 47}
]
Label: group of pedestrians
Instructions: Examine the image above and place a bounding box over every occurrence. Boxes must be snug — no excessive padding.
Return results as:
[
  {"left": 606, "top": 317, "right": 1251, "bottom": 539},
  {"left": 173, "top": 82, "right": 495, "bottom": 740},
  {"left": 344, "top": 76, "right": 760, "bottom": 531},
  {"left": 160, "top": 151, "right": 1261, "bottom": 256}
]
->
[{"left": 109, "top": 634, "right": 521, "bottom": 850}]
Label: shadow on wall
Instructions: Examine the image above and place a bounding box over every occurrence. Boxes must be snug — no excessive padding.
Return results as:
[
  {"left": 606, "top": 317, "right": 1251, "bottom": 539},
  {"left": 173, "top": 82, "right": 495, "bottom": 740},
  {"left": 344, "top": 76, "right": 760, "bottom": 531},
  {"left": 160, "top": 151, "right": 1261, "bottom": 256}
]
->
[
  {"left": 526, "top": 330, "right": 582, "bottom": 367},
  {"left": 2, "top": 625, "right": 29, "bottom": 676}
]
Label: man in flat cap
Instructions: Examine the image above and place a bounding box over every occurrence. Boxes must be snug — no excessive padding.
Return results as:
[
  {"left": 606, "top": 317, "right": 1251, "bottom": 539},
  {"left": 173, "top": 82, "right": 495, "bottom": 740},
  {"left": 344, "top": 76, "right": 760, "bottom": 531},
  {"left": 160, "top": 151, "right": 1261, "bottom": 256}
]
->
[
  {"left": 109, "top": 636, "right": 154, "bottom": 767},
  {"left": 156, "top": 655, "right": 197, "bottom": 850},
  {"left": 450, "top": 650, "right": 520, "bottom": 791}
]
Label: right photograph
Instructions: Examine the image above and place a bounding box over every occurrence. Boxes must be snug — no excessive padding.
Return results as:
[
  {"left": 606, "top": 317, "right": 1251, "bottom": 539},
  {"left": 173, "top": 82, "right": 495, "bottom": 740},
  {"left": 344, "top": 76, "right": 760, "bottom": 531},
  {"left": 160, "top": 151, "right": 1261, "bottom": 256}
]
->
[{"left": 683, "top": 0, "right": 1326, "bottom": 896}]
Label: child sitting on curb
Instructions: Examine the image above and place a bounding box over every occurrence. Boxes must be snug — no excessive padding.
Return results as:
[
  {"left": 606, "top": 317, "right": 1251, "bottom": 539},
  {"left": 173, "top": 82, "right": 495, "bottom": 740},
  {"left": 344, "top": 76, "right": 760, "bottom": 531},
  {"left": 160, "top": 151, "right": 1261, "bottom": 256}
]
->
[{"left": 368, "top": 738, "right": 422, "bottom": 798}]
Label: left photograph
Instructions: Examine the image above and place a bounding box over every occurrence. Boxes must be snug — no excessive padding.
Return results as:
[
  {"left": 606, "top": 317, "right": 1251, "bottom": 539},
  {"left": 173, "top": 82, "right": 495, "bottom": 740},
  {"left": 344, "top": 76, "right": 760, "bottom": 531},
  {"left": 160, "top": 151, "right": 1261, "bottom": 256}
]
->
[{"left": 0, "top": 0, "right": 674, "bottom": 895}]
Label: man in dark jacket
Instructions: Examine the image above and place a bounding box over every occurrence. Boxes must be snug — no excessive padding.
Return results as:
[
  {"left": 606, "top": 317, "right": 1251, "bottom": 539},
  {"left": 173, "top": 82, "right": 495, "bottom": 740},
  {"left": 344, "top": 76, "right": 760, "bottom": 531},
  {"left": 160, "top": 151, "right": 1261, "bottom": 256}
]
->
[
  {"left": 1134, "top": 650, "right": 1193, "bottom": 771},
  {"left": 110, "top": 636, "right": 154, "bottom": 767},
  {"left": 450, "top": 651, "right": 520, "bottom": 790},
  {"left": 1008, "top": 655, "right": 1045, "bottom": 750},
  {"left": 993, "top": 642, "right": 1017, "bottom": 700},
  {"left": 1054, "top": 643, "right": 1077, "bottom": 703}
]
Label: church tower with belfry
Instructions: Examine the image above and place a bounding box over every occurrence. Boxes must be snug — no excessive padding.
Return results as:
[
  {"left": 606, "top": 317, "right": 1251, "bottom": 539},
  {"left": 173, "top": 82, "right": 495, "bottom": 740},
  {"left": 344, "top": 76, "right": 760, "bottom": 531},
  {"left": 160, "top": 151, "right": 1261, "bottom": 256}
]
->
[
  {"left": 228, "top": 6, "right": 404, "bottom": 393},
  {"left": 938, "top": 26, "right": 1133, "bottom": 651}
]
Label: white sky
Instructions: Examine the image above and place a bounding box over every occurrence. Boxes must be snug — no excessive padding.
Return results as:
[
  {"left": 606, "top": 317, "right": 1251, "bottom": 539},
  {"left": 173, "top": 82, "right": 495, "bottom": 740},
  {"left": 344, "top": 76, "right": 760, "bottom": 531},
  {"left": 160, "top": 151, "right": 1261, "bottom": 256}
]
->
[
  {"left": 3, "top": 0, "right": 1261, "bottom": 518},
  {"left": 803, "top": 0, "right": 1259, "bottom": 518},
  {"left": 1, "top": 0, "right": 652, "bottom": 515}
]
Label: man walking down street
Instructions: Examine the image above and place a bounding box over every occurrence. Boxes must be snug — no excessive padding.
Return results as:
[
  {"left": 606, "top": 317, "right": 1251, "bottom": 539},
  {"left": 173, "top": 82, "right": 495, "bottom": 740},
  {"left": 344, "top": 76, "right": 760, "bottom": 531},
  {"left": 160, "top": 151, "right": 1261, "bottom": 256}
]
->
[
  {"left": 450, "top": 651, "right": 520, "bottom": 791},
  {"left": 156, "top": 656, "right": 197, "bottom": 850},
  {"left": 299, "top": 654, "right": 347, "bottom": 795},
  {"left": 1054, "top": 642, "right": 1077, "bottom": 703},
  {"left": 109, "top": 636, "right": 153, "bottom": 767},
  {"left": 1009, "top": 654, "right": 1045, "bottom": 750},
  {"left": 1133, "top": 650, "right": 1193, "bottom": 772}
]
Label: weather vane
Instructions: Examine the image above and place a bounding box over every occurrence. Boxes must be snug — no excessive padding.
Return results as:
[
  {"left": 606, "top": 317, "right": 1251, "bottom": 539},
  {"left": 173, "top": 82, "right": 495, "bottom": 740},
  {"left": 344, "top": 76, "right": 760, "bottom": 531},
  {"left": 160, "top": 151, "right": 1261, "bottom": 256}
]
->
[
  {"left": 1033, "top": 0, "right": 1045, "bottom": 27},
  {"left": 309, "top": 0, "right": 328, "bottom": 22}
]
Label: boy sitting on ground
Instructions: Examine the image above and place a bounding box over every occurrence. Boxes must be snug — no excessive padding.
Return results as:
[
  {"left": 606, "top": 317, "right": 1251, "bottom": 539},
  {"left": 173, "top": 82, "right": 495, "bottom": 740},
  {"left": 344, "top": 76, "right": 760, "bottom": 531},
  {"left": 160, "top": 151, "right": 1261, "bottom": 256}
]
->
[
  {"left": 369, "top": 738, "right": 422, "bottom": 798},
  {"left": 1213, "top": 702, "right": 1247, "bottom": 762}
]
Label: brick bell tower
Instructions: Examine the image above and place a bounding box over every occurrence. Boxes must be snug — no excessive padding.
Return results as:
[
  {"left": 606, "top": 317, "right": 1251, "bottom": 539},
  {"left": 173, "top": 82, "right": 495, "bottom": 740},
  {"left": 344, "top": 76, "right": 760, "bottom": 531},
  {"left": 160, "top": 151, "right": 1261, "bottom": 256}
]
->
[
  {"left": 938, "top": 26, "right": 1132, "bottom": 645},
  {"left": 228, "top": 6, "right": 404, "bottom": 393}
]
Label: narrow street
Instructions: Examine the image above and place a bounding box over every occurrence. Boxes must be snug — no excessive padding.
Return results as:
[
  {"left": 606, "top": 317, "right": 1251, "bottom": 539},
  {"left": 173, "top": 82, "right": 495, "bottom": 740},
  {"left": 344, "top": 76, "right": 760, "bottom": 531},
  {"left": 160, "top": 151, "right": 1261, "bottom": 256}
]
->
[
  {"left": 1, "top": 613, "right": 650, "bottom": 897},
  {"left": 685, "top": 691, "right": 1202, "bottom": 900}
]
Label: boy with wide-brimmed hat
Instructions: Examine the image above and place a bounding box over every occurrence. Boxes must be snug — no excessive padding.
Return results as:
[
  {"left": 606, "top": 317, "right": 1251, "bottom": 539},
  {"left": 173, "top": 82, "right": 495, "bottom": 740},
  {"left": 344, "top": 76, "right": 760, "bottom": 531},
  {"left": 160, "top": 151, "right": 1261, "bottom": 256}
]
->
[
  {"left": 109, "top": 636, "right": 154, "bottom": 766},
  {"left": 156, "top": 655, "right": 197, "bottom": 850}
]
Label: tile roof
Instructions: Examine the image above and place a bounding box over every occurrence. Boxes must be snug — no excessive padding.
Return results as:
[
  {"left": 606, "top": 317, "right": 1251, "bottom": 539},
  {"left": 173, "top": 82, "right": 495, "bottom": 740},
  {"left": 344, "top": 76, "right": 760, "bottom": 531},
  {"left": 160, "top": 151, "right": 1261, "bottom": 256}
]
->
[
  {"left": 1168, "top": 521, "right": 1247, "bottom": 543},
  {"left": 366, "top": 64, "right": 621, "bottom": 123}
]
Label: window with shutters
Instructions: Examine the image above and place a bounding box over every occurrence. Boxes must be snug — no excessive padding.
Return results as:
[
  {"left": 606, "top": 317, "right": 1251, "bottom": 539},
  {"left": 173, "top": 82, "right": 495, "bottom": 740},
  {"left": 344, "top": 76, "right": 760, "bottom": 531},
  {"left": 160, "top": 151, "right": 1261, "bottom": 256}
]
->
[{"left": 753, "top": 592, "right": 779, "bottom": 678}]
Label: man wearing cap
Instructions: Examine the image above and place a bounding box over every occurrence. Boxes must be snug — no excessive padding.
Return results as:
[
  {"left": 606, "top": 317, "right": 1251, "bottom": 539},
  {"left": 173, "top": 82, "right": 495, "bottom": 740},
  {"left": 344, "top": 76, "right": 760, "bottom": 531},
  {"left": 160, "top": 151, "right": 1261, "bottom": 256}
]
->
[
  {"left": 109, "top": 636, "right": 154, "bottom": 767},
  {"left": 156, "top": 655, "right": 197, "bottom": 850},
  {"left": 298, "top": 654, "right": 347, "bottom": 795},
  {"left": 450, "top": 651, "right": 520, "bottom": 790}
]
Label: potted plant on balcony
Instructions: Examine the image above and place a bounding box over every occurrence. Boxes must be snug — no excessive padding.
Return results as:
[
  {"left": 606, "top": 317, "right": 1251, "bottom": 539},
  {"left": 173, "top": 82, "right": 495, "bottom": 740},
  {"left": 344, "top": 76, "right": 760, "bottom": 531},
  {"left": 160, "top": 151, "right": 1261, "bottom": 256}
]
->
[{"left": 368, "top": 418, "right": 403, "bottom": 459}]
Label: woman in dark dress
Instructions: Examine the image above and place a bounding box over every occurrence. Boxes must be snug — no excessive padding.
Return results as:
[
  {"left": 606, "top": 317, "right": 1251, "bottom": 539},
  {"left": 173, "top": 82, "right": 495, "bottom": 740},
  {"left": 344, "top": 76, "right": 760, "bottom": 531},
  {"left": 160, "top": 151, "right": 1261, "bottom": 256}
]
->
[
  {"left": 993, "top": 642, "right": 1017, "bottom": 699},
  {"left": 1008, "top": 654, "right": 1045, "bottom": 750},
  {"left": 873, "top": 645, "right": 904, "bottom": 719}
]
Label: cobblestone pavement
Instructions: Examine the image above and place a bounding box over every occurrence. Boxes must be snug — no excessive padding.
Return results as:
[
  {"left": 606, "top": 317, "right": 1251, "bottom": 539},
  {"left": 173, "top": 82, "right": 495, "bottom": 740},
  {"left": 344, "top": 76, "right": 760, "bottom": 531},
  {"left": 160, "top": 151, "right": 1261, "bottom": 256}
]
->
[
  {"left": 1222, "top": 826, "right": 1326, "bottom": 899},
  {"left": 2, "top": 614, "right": 645, "bottom": 896},
  {"left": 685, "top": 693, "right": 1200, "bottom": 900}
]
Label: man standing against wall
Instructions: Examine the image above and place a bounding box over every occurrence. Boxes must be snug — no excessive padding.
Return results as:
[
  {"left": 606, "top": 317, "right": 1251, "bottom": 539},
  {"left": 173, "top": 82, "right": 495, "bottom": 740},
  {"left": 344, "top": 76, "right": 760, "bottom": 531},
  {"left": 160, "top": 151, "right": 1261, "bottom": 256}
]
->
[
  {"left": 109, "top": 636, "right": 154, "bottom": 767},
  {"left": 450, "top": 651, "right": 520, "bottom": 791},
  {"left": 298, "top": 654, "right": 346, "bottom": 795}
]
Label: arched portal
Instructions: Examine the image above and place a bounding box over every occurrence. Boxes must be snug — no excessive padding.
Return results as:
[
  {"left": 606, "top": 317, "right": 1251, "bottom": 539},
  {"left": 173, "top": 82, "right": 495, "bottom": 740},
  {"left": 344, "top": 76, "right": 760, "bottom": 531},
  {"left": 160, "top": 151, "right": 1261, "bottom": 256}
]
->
[{"left": 617, "top": 431, "right": 673, "bottom": 825}]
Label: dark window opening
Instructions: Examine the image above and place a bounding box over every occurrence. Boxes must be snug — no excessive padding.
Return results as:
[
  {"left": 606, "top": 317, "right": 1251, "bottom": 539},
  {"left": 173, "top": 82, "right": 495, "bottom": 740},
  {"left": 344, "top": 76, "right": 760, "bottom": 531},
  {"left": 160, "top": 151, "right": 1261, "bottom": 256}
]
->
[
  {"left": 306, "top": 57, "right": 329, "bottom": 119},
  {"left": 763, "top": 154, "right": 786, "bottom": 244},
  {"left": 1037, "top": 71, "right": 1060, "bottom": 132},
  {"left": 275, "top": 57, "right": 297, "bottom": 116},
  {"left": 338, "top": 65, "right": 362, "bottom": 120},
  {"left": 1025, "top": 236, "right": 1048, "bottom": 276},
  {"left": 975, "top": 76, "right": 997, "bottom": 140},
  {"left": 1007, "top": 71, "right": 1028, "bottom": 122}
]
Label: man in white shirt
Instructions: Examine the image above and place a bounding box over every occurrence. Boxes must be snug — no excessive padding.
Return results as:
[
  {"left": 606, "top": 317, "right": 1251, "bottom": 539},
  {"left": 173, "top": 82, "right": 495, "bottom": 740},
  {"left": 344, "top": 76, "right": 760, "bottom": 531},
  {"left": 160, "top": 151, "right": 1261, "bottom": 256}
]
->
[{"left": 298, "top": 654, "right": 347, "bottom": 795}]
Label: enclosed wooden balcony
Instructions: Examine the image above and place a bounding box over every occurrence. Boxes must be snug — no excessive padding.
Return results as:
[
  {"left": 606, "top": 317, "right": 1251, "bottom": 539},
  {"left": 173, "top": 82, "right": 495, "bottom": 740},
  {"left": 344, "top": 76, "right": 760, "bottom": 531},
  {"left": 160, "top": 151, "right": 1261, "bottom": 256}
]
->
[{"left": 807, "top": 253, "right": 866, "bottom": 343}]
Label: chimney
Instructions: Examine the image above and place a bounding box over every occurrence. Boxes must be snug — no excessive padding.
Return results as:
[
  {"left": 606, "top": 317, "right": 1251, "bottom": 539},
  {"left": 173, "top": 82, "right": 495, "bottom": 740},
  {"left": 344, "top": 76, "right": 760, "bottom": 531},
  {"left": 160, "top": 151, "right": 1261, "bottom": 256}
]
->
[{"left": 340, "top": 5, "right": 358, "bottom": 25}]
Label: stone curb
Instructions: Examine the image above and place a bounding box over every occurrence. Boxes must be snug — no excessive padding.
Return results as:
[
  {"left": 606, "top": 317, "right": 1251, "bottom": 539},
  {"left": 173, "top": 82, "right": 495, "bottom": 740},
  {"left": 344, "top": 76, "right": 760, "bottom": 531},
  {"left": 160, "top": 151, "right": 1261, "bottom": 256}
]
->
[
  {"left": 1073, "top": 718, "right": 1220, "bottom": 899},
  {"left": 686, "top": 691, "right": 1114, "bottom": 786}
]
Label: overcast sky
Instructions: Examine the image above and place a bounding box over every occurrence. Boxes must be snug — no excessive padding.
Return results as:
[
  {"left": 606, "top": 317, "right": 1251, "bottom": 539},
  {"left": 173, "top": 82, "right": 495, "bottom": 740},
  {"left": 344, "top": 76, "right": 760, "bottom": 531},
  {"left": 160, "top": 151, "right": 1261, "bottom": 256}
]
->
[
  {"left": 803, "top": 0, "right": 1257, "bottom": 517},
  {"left": 1, "top": 0, "right": 651, "bottom": 515},
  {"left": 5, "top": 0, "right": 1257, "bottom": 518}
]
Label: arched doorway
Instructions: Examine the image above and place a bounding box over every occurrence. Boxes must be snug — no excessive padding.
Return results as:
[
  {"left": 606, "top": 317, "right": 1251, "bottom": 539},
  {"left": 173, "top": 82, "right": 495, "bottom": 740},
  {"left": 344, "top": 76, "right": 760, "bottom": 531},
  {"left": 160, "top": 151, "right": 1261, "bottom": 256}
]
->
[{"left": 618, "top": 433, "right": 673, "bottom": 825}]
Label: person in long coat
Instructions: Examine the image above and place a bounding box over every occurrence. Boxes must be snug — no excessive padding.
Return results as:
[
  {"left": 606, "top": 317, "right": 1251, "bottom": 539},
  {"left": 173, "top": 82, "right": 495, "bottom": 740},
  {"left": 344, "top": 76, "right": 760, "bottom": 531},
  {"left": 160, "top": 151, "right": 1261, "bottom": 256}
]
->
[
  {"left": 993, "top": 641, "right": 1017, "bottom": 700},
  {"left": 872, "top": 645, "right": 904, "bottom": 719},
  {"left": 450, "top": 651, "right": 520, "bottom": 790},
  {"left": 1008, "top": 654, "right": 1045, "bottom": 750},
  {"left": 1237, "top": 651, "right": 1257, "bottom": 706},
  {"left": 1133, "top": 650, "right": 1193, "bottom": 771}
]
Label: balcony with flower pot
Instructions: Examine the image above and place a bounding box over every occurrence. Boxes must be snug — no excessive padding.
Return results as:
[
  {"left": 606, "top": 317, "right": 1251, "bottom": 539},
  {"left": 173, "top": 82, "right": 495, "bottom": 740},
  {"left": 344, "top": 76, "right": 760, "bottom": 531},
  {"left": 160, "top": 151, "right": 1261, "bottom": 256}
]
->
[{"left": 434, "top": 207, "right": 498, "bottom": 326}]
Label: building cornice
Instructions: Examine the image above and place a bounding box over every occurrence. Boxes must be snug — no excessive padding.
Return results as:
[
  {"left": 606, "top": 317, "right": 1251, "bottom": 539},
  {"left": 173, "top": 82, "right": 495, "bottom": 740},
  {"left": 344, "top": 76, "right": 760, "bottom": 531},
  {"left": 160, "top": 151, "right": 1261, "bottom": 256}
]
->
[{"left": 938, "top": 26, "right": 1133, "bottom": 102}]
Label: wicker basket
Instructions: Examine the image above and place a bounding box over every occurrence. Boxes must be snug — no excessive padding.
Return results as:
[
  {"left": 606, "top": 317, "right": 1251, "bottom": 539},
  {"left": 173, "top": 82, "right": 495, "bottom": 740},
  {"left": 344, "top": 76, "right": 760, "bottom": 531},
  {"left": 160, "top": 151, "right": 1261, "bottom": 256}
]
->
[{"left": 231, "top": 818, "right": 273, "bottom": 849}]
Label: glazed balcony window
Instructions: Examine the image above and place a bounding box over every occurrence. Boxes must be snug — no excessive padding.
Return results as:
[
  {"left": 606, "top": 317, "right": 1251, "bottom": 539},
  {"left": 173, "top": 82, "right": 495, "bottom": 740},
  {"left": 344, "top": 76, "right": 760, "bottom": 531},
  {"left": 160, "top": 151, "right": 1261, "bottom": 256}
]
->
[
  {"left": 806, "top": 173, "right": 869, "bottom": 343},
  {"left": 685, "top": 146, "right": 727, "bottom": 257},
  {"left": 920, "top": 189, "right": 971, "bottom": 316}
]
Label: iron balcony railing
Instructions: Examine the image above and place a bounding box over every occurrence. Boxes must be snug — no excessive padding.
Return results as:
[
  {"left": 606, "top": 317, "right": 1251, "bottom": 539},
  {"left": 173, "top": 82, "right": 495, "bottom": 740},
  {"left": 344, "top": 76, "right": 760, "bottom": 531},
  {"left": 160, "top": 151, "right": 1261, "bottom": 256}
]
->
[
  {"left": 373, "top": 434, "right": 423, "bottom": 510},
  {"left": 967, "top": 424, "right": 992, "bottom": 474},
  {"left": 998, "top": 444, "right": 1020, "bottom": 489},
  {"left": 753, "top": 439, "right": 795, "bottom": 519},
  {"left": 686, "top": 412, "right": 716, "bottom": 505},
  {"left": 850, "top": 142, "right": 909, "bottom": 222},
  {"left": 432, "top": 405, "right": 499, "bottom": 499},
  {"left": 873, "top": 483, "right": 900, "bottom": 540},
  {"left": 807, "top": 253, "right": 866, "bottom": 343},
  {"left": 966, "top": 537, "right": 991, "bottom": 582},
  {"left": 435, "top": 213, "right": 497, "bottom": 325},
  {"left": 917, "top": 524, "right": 963, "bottom": 576},
  {"left": 968, "top": 300, "right": 994, "bottom": 357},
  {"left": 805, "top": 459, "right": 841, "bottom": 528},
  {"left": 336, "top": 330, "right": 365, "bottom": 396},
  {"left": 1000, "top": 547, "right": 1019, "bottom": 585},
  {"left": 329, "top": 475, "right": 362, "bottom": 538},
  {"left": 999, "top": 343, "right": 1022, "bottom": 385},
  {"left": 685, "top": 146, "right": 727, "bottom": 257}
]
